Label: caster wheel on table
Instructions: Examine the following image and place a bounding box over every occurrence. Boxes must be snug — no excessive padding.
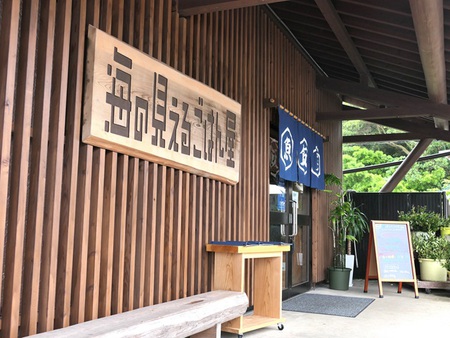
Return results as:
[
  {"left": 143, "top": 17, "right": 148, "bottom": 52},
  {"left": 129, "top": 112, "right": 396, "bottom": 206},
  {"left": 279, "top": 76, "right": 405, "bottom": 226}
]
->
[{"left": 277, "top": 323, "right": 284, "bottom": 330}]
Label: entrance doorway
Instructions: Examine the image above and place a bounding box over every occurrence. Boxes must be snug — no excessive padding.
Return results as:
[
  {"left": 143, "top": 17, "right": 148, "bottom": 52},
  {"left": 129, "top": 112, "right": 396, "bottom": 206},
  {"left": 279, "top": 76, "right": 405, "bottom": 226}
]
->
[{"left": 269, "top": 180, "right": 311, "bottom": 299}]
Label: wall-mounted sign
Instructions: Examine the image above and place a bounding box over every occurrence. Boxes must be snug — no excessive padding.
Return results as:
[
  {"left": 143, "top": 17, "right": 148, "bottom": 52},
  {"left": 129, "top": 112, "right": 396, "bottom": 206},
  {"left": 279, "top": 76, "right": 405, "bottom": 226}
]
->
[{"left": 83, "top": 26, "right": 241, "bottom": 184}]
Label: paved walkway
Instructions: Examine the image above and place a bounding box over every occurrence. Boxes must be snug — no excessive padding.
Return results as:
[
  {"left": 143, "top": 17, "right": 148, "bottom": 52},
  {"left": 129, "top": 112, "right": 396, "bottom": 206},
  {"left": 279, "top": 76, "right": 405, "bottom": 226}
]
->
[{"left": 222, "top": 279, "right": 450, "bottom": 338}]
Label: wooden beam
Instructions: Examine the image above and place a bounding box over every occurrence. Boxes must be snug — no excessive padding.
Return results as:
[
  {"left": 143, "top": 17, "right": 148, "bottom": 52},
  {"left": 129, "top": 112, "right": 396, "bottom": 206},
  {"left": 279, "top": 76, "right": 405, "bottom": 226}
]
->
[
  {"left": 317, "top": 106, "right": 450, "bottom": 121},
  {"left": 316, "top": 76, "right": 450, "bottom": 116},
  {"left": 342, "top": 96, "right": 379, "bottom": 110},
  {"left": 344, "top": 150, "right": 450, "bottom": 174},
  {"left": 343, "top": 133, "right": 422, "bottom": 144},
  {"left": 372, "top": 118, "right": 450, "bottom": 142},
  {"left": 317, "top": 76, "right": 403, "bottom": 106},
  {"left": 178, "top": 0, "right": 288, "bottom": 16},
  {"left": 317, "top": 76, "right": 423, "bottom": 107},
  {"left": 380, "top": 139, "right": 433, "bottom": 192},
  {"left": 314, "top": 0, "right": 375, "bottom": 87},
  {"left": 409, "top": 0, "right": 448, "bottom": 129},
  {"left": 378, "top": 0, "right": 447, "bottom": 193}
]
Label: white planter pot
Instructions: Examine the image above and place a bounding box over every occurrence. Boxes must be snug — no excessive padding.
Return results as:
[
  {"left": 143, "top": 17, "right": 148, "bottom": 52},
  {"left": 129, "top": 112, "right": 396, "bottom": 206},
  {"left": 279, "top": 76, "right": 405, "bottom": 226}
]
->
[
  {"left": 345, "top": 254, "right": 354, "bottom": 287},
  {"left": 419, "top": 258, "right": 447, "bottom": 282}
]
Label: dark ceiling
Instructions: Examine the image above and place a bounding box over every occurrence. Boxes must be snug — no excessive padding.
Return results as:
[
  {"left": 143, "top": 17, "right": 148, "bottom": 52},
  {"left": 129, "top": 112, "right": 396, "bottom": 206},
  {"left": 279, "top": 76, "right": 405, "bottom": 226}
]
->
[
  {"left": 271, "top": 0, "right": 434, "bottom": 98},
  {"left": 178, "top": 0, "right": 450, "bottom": 144},
  {"left": 178, "top": 0, "right": 450, "bottom": 190},
  {"left": 268, "top": 0, "right": 450, "bottom": 142}
]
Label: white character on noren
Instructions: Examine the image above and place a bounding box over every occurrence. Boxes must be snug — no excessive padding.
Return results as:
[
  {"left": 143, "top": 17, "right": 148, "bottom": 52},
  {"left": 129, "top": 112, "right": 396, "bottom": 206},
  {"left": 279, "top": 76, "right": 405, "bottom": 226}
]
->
[
  {"left": 280, "top": 127, "right": 294, "bottom": 170},
  {"left": 311, "top": 146, "right": 321, "bottom": 177},
  {"left": 298, "top": 137, "right": 308, "bottom": 175}
]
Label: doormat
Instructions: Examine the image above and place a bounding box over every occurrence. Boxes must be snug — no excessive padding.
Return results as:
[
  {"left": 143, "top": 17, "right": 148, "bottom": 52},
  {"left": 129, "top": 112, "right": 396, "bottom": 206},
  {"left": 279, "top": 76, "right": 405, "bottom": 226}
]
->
[{"left": 282, "top": 293, "right": 375, "bottom": 318}]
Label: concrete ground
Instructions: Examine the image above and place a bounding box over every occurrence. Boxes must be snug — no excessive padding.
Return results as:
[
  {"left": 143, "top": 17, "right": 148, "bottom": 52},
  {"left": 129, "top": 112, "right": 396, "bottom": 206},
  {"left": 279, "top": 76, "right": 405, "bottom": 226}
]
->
[{"left": 222, "top": 279, "right": 450, "bottom": 338}]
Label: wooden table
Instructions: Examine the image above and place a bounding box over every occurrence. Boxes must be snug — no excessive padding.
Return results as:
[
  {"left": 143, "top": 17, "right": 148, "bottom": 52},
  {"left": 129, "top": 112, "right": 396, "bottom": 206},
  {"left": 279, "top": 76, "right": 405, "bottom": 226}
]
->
[{"left": 206, "top": 241, "right": 291, "bottom": 337}]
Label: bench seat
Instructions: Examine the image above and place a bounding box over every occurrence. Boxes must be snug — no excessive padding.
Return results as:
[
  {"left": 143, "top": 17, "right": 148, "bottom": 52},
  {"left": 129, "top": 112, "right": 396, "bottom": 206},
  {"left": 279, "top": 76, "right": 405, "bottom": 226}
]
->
[{"left": 29, "top": 290, "right": 248, "bottom": 338}]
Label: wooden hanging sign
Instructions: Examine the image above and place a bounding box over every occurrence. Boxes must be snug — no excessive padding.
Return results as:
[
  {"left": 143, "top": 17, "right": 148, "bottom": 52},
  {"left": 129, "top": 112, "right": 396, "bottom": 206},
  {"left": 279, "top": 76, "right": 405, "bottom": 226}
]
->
[
  {"left": 82, "top": 25, "right": 241, "bottom": 184},
  {"left": 364, "top": 220, "right": 419, "bottom": 298}
]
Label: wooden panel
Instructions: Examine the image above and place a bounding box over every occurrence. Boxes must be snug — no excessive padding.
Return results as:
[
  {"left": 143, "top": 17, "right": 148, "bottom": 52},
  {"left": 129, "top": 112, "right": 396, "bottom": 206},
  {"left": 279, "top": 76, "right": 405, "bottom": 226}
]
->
[
  {"left": 86, "top": 148, "right": 106, "bottom": 320},
  {"left": 253, "top": 257, "right": 282, "bottom": 318},
  {"left": 111, "top": 154, "right": 128, "bottom": 314},
  {"left": 38, "top": 0, "right": 72, "bottom": 333},
  {"left": 172, "top": 170, "right": 183, "bottom": 299},
  {"left": 163, "top": 168, "right": 175, "bottom": 302},
  {"left": 98, "top": 151, "right": 117, "bottom": 317},
  {"left": 195, "top": 176, "right": 204, "bottom": 294},
  {"left": 71, "top": 0, "right": 92, "bottom": 327},
  {"left": 154, "top": 165, "right": 166, "bottom": 304},
  {"left": 145, "top": 162, "right": 158, "bottom": 306},
  {"left": 0, "top": 1, "right": 342, "bottom": 336},
  {"left": 188, "top": 174, "right": 197, "bottom": 296},
  {"left": 123, "top": 157, "right": 139, "bottom": 311},
  {"left": 13, "top": 0, "right": 39, "bottom": 328},
  {"left": 55, "top": 0, "right": 88, "bottom": 329},
  {"left": 111, "top": 0, "right": 128, "bottom": 317},
  {"left": 98, "top": 0, "right": 115, "bottom": 321},
  {"left": 180, "top": 172, "right": 191, "bottom": 298},
  {"left": 91, "top": 0, "right": 114, "bottom": 301},
  {"left": 134, "top": 160, "right": 148, "bottom": 308},
  {"left": 2, "top": 1, "right": 35, "bottom": 337}
]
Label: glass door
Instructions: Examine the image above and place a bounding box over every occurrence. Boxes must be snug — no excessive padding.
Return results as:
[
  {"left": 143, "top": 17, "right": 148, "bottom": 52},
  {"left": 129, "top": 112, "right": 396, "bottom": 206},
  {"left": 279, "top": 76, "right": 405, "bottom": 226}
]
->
[{"left": 270, "top": 180, "right": 311, "bottom": 299}]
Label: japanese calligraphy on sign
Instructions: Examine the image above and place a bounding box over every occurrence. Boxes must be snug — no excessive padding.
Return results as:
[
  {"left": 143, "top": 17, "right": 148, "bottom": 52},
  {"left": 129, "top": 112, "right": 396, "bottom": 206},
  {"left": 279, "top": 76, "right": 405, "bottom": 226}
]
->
[{"left": 83, "top": 26, "right": 241, "bottom": 184}]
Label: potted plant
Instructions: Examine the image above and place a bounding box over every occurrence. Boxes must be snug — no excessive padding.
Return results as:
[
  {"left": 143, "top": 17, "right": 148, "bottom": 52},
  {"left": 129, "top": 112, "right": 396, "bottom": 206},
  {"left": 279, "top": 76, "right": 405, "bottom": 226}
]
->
[
  {"left": 442, "top": 254, "right": 450, "bottom": 281},
  {"left": 343, "top": 194, "right": 369, "bottom": 286},
  {"left": 440, "top": 217, "right": 450, "bottom": 242},
  {"left": 325, "top": 174, "right": 368, "bottom": 290},
  {"left": 398, "top": 206, "right": 442, "bottom": 235},
  {"left": 412, "top": 231, "right": 450, "bottom": 282}
]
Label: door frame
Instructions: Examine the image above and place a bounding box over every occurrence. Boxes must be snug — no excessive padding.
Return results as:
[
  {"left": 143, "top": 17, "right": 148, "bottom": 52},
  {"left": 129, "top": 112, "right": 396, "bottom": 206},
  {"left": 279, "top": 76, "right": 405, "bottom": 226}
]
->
[{"left": 269, "top": 181, "right": 312, "bottom": 299}]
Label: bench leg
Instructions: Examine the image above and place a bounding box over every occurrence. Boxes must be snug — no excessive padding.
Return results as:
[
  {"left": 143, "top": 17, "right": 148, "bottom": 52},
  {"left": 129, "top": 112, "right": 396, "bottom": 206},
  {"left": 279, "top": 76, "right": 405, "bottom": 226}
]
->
[{"left": 190, "top": 323, "right": 221, "bottom": 338}]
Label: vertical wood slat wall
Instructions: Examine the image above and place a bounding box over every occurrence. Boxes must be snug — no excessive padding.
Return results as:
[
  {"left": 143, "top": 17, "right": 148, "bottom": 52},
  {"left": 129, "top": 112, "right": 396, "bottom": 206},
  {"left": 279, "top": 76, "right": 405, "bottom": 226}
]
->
[{"left": 0, "top": 1, "right": 341, "bottom": 336}]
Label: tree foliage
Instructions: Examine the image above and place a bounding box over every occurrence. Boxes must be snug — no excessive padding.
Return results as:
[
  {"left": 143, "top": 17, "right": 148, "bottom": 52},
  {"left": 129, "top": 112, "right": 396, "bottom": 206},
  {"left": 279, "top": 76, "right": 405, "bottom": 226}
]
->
[{"left": 342, "top": 121, "right": 450, "bottom": 192}]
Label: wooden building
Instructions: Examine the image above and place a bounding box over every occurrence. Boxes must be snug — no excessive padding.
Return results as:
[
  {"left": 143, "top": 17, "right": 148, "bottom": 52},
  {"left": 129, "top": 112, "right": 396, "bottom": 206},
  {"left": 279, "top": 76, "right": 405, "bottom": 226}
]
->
[{"left": 0, "top": 1, "right": 342, "bottom": 336}]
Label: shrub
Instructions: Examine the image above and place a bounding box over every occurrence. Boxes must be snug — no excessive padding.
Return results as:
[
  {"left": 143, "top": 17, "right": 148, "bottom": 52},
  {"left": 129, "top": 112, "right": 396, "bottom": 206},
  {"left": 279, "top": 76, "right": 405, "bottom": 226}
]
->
[
  {"left": 398, "top": 206, "right": 442, "bottom": 233},
  {"left": 412, "top": 231, "right": 450, "bottom": 269}
]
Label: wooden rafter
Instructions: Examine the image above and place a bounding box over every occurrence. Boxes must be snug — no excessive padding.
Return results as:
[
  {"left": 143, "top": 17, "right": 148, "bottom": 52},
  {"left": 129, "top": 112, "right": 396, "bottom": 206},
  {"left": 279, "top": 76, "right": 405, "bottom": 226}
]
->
[
  {"left": 380, "top": 0, "right": 447, "bottom": 192},
  {"left": 317, "top": 106, "right": 450, "bottom": 121},
  {"left": 177, "top": 0, "right": 288, "bottom": 16},
  {"left": 414, "top": 1, "right": 447, "bottom": 103},
  {"left": 314, "top": 0, "right": 376, "bottom": 87},
  {"left": 343, "top": 133, "right": 422, "bottom": 144},
  {"left": 371, "top": 118, "right": 450, "bottom": 142},
  {"left": 344, "top": 149, "right": 450, "bottom": 174},
  {"left": 316, "top": 76, "right": 450, "bottom": 112},
  {"left": 380, "top": 139, "right": 433, "bottom": 192}
]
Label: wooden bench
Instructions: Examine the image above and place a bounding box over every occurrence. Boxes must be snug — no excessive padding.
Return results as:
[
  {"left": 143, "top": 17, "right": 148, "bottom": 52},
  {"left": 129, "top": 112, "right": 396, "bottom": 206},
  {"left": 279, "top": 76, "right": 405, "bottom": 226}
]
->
[{"left": 30, "top": 290, "right": 248, "bottom": 338}]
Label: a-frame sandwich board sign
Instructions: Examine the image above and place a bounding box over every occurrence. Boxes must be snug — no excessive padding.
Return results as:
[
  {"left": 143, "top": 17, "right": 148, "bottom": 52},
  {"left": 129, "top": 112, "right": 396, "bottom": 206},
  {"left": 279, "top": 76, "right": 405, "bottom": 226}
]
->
[{"left": 364, "top": 220, "right": 419, "bottom": 298}]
